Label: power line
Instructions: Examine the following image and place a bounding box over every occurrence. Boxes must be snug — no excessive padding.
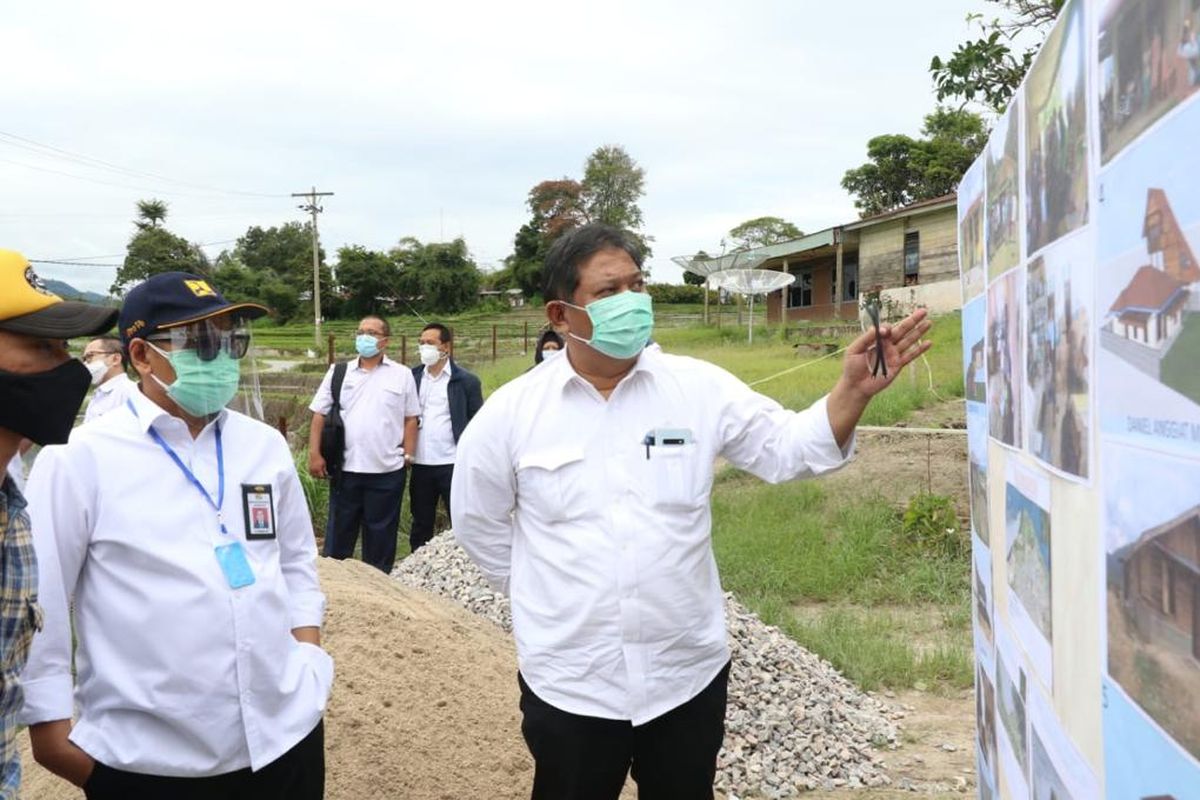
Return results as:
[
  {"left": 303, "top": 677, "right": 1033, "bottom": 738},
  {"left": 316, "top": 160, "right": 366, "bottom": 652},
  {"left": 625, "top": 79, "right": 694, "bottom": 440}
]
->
[
  {"left": 0, "top": 130, "right": 288, "bottom": 199},
  {"left": 31, "top": 239, "right": 240, "bottom": 266},
  {"left": 28, "top": 259, "right": 122, "bottom": 268},
  {"left": 291, "top": 187, "right": 334, "bottom": 346}
]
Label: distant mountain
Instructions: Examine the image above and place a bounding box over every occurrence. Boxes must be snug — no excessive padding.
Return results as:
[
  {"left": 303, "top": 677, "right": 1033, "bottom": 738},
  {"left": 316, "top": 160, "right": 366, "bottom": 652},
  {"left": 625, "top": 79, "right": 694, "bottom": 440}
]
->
[{"left": 41, "top": 279, "right": 114, "bottom": 306}]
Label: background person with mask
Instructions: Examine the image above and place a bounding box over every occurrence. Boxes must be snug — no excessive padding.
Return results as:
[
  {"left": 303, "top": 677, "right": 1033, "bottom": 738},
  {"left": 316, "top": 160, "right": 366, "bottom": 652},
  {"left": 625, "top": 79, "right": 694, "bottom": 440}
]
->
[
  {"left": 451, "top": 223, "right": 933, "bottom": 800},
  {"left": 408, "top": 322, "right": 483, "bottom": 553},
  {"left": 80, "top": 334, "right": 136, "bottom": 422},
  {"left": 308, "top": 315, "right": 419, "bottom": 573},
  {"left": 533, "top": 329, "right": 564, "bottom": 365},
  {"left": 21, "top": 272, "right": 330, "bottom": 799},
  {"left": 0, "top": 249, "right": 118, "bottom": 798}
]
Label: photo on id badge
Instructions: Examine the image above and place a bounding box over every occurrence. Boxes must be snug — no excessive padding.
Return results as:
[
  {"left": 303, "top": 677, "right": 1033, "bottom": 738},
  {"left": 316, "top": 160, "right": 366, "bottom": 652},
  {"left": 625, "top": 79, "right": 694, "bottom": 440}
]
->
[{"left": 242, "top": 483, "right": 277, "bottom": 540}]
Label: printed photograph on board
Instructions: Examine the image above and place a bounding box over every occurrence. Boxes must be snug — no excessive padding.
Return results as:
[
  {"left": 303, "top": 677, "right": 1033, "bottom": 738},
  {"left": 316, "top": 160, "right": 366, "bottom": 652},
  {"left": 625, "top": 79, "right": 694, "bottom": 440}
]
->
[
  {"left": 1099, "top": 0, "right": 1200, "bottom": 164},
  {"left": 975, "top": 544, "right": 996, "bottom": 666},
  {"left": 996, "top": 626, "right": 1031, "bottom": 797},
  {"left": 976, "top": 661, "right": 999, "bottom": 795},
  {"left": 1098, "top": 99, "right": 1200, "bottom": 456},
  {"left": 1006, "top": 460, "right": 1054, "bottom": 687},
  {"left": 1105, "top": 443, "right": 1200, "bottom": 764},
  {"left": 968, "top": 402, "right": 991, "bottom": 546},
  {"left": 1027, "top": 684, "right": 1100, "bottom": 800},
  {"left": 988, "top": 270, "right": 1024, "bottom": 449},
  {"left": 987, "top": 101, "right": 1021, "bottom": 280},
  {"left": 964, "top": 294, "right": 987, "bottom": 405},
  {"left": 1025, "top": 0, "right": 1090, "bottom": 256},
  {"left": 1104, "top": 677, "right": 1200, "bottom": 798},
  {"left": 1024, "top": 232, "right": 1093, "bottom": 479},
  {"left": 960, "top": 157, "right": 987, "bottom": 301}
]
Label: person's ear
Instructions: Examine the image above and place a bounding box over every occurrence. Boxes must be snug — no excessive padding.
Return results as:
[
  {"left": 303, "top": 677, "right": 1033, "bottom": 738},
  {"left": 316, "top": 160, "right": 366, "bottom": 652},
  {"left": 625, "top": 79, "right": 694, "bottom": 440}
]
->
[{"left": 546, "top": 300, "right": 568, "bottom": 331}]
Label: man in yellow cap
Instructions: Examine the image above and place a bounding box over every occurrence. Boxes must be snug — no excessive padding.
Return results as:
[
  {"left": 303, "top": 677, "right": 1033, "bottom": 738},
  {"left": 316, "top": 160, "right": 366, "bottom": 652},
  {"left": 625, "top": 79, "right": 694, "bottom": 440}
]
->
[{"left": 0, "top": 249, "right": 118, "bottom": 797}]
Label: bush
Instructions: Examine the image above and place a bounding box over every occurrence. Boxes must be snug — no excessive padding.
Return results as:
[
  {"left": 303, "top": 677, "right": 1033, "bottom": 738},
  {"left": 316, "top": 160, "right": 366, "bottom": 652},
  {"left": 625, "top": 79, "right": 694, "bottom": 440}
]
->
[
  {"left": 900, "top": 492, "right": 967, "bottom": 559},
  {"left": 646, "top": 283, "right": 710, "bottom": 304}
]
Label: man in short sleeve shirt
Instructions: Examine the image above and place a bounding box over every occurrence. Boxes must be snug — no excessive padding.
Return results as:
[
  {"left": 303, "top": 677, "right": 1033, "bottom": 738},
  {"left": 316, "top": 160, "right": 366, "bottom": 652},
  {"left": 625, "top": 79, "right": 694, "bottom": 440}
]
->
[{"left": 308, "top": 316, "right": 419, "bottom": 573}]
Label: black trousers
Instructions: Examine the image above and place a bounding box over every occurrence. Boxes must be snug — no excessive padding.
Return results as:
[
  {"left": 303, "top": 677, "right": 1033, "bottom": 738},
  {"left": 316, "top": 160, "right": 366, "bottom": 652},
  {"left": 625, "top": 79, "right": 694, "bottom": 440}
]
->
[
  {"left": 84, "top": 719, "right": 324, "bottom": 800},
  {"left": 324, "top": 468, "right": 406, "bottom": 573},
  {"left": 518, "top": 662, "right": 730, "bottom": 800},
  {"left": 409, "top": 463, "right": 454, "bottom": 552}
]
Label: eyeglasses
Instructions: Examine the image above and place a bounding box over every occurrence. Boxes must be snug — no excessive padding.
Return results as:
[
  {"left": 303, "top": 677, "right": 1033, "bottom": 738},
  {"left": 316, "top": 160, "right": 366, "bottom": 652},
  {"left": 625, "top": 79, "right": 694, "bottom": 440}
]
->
[
  {"left": 81, "top": 349, "right": 120, "bottom": 364},
  {"left": 147, "top": 323, "right": 251, "bottom": 361}
]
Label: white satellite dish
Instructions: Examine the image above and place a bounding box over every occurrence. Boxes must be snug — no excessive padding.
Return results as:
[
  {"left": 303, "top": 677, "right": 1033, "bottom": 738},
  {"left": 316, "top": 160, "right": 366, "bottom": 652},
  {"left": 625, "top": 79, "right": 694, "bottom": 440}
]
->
[
  {"left": 671, "top": 250, "right": 773, "bottom": 325},
  {"left": 708, "top": 268, "right": 795, "bottom": 343}
]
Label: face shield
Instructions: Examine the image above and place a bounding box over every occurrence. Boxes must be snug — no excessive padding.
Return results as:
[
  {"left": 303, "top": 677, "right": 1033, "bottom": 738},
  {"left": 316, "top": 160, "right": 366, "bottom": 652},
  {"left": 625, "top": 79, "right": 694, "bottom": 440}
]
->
[{"left": 145, "top": 316, "right": 264, "bottom": 420}]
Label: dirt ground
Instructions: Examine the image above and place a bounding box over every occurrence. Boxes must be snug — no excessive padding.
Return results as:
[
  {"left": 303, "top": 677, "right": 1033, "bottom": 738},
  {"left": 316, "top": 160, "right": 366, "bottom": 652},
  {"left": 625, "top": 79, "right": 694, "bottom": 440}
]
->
[{"left": 18, "top": 401, "right": 977, "bottom": 798}]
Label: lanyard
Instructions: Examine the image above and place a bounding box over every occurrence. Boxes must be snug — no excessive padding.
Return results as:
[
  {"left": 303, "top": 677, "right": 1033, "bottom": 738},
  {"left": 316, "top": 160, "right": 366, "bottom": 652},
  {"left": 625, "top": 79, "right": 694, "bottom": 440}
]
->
[{"left": 128, "top": 400, "right": 228, "bottom": 535}]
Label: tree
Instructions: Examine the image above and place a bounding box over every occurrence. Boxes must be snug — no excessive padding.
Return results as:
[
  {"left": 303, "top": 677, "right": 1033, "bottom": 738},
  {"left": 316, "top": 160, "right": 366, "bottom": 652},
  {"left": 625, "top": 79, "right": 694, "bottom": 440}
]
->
[
  {"left": 930, "top": 0, "right": 1064, "bottom": 115},
  {"left": 135, "top": 199, "right": 168, "bottom": 230},
  {"left": 581, "top": 144, "right": 652, "bottom": 256},
  {"left": 112, "top": 200, "right": 209, "bottom": 294},
  {"left": 529, "top": 179, "right": 588, "bottom": 239},
  {"left": 727, "top": 217, "right": 804, "bottom": 250},
  {"left": 841, "top": 107, "right": 988, "bottom": 218},
  {"left": 336, "top": 245, "right": 401, "bottom": 318},
  {"left": 391, "top": 237, "right": 481, "bottom": 314}
]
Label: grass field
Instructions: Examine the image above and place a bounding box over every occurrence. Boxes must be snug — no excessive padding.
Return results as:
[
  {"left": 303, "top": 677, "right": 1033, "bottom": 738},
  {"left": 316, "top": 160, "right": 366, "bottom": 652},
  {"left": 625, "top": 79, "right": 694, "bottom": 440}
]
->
[
  {"left": 1161, "top": 312, "right": 1200, "bottom": 406},
  {"left": 290, "top": 308, "right": 969, "bottom": 691}
]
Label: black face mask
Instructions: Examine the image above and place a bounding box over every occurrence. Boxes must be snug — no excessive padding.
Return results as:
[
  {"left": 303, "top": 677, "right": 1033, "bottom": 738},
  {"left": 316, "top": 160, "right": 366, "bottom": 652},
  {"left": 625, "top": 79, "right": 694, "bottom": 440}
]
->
[{"left": 0, "top": 359, "right": 91, "bottom": 445}]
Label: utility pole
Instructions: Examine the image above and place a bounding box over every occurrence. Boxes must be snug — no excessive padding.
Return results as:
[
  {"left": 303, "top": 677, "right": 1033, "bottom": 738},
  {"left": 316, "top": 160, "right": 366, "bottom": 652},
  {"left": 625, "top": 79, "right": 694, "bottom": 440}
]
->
[{"left": 292, "top": 187, "right": 334, "bottom": 347}]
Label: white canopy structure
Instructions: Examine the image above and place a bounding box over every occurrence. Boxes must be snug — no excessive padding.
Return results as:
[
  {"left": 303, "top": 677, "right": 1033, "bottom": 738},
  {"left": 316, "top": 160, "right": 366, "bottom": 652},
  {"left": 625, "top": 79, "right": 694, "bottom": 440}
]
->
[{"left": 708, "top": 268, "right": 795, "bottom": 343}]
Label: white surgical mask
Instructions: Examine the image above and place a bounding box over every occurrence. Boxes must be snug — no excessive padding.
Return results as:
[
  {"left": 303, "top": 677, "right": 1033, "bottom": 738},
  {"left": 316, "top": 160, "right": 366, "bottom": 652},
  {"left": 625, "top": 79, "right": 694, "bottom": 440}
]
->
[
  {"left": 85, "top": 358, "right": 110, "bottom": 386},
  {"left": 418, "top": 344, "right": 443, "bottom": 367}
]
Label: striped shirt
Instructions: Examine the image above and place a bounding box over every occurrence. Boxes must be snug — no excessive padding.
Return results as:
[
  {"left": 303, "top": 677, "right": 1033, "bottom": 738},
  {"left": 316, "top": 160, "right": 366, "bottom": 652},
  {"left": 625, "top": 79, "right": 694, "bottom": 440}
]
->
[{"left": 1, "top": 476, "right": 42, "bottom": 799}]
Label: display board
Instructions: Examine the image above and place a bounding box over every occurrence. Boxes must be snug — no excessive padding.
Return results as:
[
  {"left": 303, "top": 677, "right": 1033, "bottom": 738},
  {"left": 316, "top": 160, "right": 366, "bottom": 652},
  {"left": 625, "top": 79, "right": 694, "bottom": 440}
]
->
[{"left": 958, "top": 1, "right": 1200, "bottom": 797}]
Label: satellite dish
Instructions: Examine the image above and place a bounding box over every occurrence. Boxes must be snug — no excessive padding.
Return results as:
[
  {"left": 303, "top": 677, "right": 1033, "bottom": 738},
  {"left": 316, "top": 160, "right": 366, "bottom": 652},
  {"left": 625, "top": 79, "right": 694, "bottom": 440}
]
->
[
  {"left": 708, "top": 268, "right": 795, "bottom": 343},
  {"left": 671, "top": 251, "right": 771, "bottom": 278}
]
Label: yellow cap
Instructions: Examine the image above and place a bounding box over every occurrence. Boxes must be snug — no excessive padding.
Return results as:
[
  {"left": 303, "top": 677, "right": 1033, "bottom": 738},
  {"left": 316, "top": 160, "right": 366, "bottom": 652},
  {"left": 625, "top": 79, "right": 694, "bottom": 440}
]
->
[{"left": 0, "top": 249, "right": 118, "bottom": 337}]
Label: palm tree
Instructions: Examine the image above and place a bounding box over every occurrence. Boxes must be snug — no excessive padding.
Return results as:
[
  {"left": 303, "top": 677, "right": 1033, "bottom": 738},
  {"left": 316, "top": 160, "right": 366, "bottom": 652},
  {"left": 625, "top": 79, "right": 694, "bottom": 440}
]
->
[{"left": 135, "top": 199, "right": 168, "bottom": 230}]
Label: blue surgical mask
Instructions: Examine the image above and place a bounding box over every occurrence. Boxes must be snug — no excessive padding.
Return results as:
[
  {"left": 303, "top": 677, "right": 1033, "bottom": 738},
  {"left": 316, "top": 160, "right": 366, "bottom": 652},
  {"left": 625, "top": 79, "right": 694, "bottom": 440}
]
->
[
  {"left": 563, "top": 291, "right": 654, "bottom": 360},
  {"left": 356, "top": 334, "right": 381, "bottom": 358}
]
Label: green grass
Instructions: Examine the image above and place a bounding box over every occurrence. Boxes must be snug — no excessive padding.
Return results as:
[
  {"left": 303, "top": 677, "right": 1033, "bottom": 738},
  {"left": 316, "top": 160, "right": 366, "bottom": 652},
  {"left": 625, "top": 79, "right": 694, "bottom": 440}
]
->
[
  {"left": 1162, "top": 312, "right": 1200, "bottom": 406},
  {"left": 710, "top": 470, "right": 973, "bottom": 690}
]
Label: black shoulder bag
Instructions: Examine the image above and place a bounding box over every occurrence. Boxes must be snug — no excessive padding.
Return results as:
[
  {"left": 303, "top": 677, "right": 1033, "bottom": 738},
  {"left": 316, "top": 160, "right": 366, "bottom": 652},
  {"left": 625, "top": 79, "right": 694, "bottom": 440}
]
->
[{"left": 319, "top": 362, "right": 349, "bottom": 480}]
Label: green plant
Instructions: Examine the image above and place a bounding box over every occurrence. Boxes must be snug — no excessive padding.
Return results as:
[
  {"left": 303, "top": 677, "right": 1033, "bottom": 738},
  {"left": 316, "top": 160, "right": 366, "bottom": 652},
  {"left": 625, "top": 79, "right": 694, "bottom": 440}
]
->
[
  {"left": 901, "top": 492, "right": 967, "bottom": 559},
  {"left": 294, "top": 447, "right": 329, "bottom": 538}
]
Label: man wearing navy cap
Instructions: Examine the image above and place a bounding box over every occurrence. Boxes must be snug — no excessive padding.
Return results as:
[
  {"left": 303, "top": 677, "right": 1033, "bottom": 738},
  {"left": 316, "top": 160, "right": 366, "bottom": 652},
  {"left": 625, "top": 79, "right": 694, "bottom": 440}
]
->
[
  {"left": 0, "top": 249, "right": 117, "bottom": 799},
  {"left": 22, "top": 272, "right": 331, "bottom": 799}
]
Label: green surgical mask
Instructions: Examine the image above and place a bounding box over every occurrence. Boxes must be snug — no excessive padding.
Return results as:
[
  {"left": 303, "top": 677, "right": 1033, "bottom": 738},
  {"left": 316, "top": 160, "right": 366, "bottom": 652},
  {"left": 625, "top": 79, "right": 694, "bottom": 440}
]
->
[
  {"left": 564, "top": 291, "right": 654, "bottom": 360},
  {"left": 147, "top": 341, "right": 242, "bottom": 417}
]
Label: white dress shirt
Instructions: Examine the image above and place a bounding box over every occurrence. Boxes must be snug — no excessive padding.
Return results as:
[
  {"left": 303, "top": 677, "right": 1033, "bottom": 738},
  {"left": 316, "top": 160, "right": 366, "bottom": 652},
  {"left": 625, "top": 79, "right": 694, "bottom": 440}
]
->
[
  {"left": 20, "top": 388, "right": 331, "bottom": 775},
  {"left": 451, "top": 348, "right": 854, "bottom": 726},
  {"left": 414, "top": 362, "right": 456, "bottom": 466},
  {"left": 83, "top": 372, "right": 136, "bottom": 423},
  {"left": 309, "top": 356, "right": 419, "bottom": 473},
  {"left": 5, "top": 454, "right": 24, "bottom": 492}
]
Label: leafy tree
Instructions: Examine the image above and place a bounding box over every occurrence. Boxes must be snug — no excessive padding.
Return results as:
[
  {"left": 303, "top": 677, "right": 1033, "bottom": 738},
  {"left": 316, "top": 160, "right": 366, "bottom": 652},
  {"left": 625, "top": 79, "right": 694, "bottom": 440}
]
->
[
  {"left": 112, "top": 200, "right": 209, "bottom": 294},
  {"left": 930, "top": 0, "right": 1064, "bottom": 115},
  {"left": 391, "top": 237, "right": 481, "bottom": 314},
  {"left": 336, "top": 245, "right": 401, "bottom": 318},
  {"left": 841, "top": 107, "right": 988, "bottom": 218},
  {"left": 728, "top": 217, "right": 803, "bottom": 250},
  {"left": 529, "top": 179, "right": 588, "bottom": 239},
  {"left": 232, "top": 222, "right": 329, "bottom": 291},
  {"left": 582, "top": 144, "right": 652, "bottom": 256}
]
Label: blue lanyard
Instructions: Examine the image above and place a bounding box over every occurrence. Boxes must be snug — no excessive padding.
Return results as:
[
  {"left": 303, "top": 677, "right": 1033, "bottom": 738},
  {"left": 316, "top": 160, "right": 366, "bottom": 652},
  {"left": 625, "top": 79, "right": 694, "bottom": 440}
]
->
[{"left": 128, "top": 400, "right": 228, "bottom": 535}]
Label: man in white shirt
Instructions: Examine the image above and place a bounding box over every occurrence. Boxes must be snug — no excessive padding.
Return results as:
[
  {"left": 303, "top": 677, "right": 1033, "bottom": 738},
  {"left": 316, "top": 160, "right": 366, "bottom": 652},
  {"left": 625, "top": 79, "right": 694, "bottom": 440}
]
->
[
  {"left": 22, "top": 272, "right": 331, "bottom": 799},
  {"left": 308, "top": 316, "right": 419, "bottom": 573},
  {"left": 408, "top": 322, "right": 483, "bottom": 552},
  {"left": 451, "top": 223, "right": 932, "bottom": 800},
  {"left": 81, "top": 335, "right": 136, "bottom": 422}
]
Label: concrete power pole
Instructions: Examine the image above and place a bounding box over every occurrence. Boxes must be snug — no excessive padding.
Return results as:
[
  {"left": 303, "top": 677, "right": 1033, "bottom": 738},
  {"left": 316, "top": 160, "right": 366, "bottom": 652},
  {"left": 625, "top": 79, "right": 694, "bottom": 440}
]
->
[{"left": 291, "top": 187, "right": 334, "bottom": 346}]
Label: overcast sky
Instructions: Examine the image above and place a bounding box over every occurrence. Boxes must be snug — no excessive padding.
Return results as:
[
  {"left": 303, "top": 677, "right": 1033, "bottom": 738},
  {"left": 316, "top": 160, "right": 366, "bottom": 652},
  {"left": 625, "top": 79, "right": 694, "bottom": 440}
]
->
[{"left": 3, "top": 0, "right": 992, "bottom": 295}]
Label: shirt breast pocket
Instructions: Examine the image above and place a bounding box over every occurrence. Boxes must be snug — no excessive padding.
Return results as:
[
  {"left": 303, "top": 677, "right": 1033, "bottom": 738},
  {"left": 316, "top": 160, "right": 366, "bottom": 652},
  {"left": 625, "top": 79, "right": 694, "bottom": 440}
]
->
[
  {"left": 647, "top": 443, "right": 706, "bottom": 509},
  {"left": 517, "top": 447, "right": 587, "bottom": 523}
]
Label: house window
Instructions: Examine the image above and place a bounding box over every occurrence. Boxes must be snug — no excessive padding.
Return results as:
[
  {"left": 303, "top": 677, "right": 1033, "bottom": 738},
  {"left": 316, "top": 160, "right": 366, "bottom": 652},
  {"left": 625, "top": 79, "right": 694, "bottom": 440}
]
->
[
  {"left": 843, "top": 256, "right": 859, "bottom": 301},
  {"left": 788, "top": 271, "right": 813, "bottom": 307},
  {"left": 904, "top": 231, "right": 920, "bottom": 286}
]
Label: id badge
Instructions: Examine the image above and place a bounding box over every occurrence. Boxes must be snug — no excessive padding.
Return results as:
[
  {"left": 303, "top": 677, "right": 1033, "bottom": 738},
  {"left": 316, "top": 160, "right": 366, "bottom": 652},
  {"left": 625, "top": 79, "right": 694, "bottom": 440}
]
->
[
  {"left": 242, "top": 483, "right": 277, "bottom": 541},
  {"left": 215, "top": 542, "right": 256, "bottom": 589}
]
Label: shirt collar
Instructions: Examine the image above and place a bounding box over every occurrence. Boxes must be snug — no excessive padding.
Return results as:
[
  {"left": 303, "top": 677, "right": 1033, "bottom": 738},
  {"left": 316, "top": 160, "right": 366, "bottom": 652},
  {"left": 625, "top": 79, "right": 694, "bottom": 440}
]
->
[
  {"left": 126, "top": 381, "right": 228, "bottom": 435},
  {"left": 98, "top": 372, "right": 129, "bottom": 394},
  {"left": 354, "top": 355, "right": 396, "bottom": 371},
  {"left": 550, "top": 344, "right": 657, "bottom": 396},
  {"left": 425, "top": 360, "right": 452, "bottom": 381},
  {"left": 0, "top": 473, "right": 25, "bottom": 514}
]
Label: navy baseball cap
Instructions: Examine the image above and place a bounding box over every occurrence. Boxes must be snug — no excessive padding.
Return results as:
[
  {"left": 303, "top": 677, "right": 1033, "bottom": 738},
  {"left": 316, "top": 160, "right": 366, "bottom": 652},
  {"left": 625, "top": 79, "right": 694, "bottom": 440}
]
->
[{"left": 118, "top": 272, "right": 269, "bottom": 345}]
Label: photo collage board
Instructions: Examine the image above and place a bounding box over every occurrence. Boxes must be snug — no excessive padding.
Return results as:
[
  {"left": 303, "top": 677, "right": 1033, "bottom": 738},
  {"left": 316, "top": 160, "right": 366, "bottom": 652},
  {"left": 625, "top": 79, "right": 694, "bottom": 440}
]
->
[{"left": 958, "top": 0, "right": 1200, "bottom": 797}]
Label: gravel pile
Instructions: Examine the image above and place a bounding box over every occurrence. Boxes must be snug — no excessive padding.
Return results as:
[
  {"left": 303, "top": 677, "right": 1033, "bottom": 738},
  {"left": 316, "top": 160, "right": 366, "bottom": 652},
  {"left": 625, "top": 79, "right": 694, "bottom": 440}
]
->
[{"left": 394, "top": 532, "right": 899, "bottom": 798}]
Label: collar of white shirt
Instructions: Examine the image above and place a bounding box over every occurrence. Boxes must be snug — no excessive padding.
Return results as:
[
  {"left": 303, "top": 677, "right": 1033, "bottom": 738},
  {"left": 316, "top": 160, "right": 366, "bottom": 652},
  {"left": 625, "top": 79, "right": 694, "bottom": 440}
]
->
[
  {"left": 126, "top": 380, "right": 228, "bottom": 435},
  {"left": 97, "top": 373, "right": 131, "bottom": 395},
  {"left": 354, "top": 354, "right": 399, "bottom": 372}
]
